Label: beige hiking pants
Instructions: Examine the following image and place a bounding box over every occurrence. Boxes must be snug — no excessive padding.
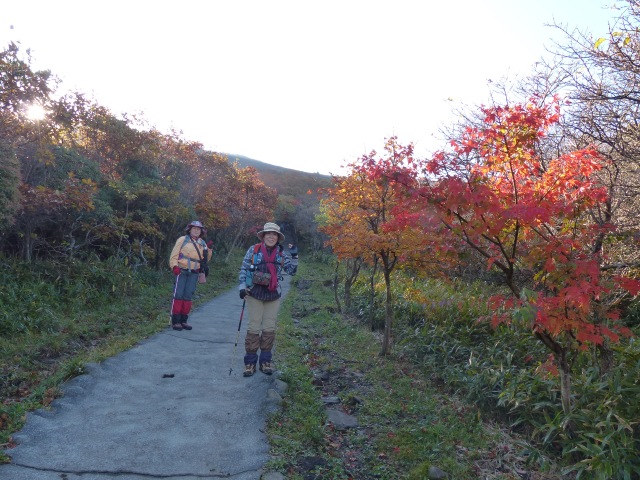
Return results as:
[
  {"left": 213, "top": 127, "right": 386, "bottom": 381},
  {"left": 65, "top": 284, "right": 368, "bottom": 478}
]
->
[{"left": 246, "top": 296, "right": 281, "bottom": 334}]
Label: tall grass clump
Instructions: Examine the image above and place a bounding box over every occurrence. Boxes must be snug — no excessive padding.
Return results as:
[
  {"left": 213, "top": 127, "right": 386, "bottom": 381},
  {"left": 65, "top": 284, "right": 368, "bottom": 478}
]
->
[
  {"left": 533, "top": 341, "right": 640, "bottom": 479},
  {"left": 376, "top": 276, "right": 547, "bottom": 412},
  {"left": 347, "top": 271, "right": 640, "bottom": 477},
  {"left": 0, "top": 256, "right": 145, "bottom": 336}
]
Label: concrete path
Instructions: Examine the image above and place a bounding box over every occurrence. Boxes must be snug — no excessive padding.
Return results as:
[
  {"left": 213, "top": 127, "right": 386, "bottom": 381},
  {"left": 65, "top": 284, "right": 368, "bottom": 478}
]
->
[{"left": 0, "top": 278, "right": 291, "bottom": 480}]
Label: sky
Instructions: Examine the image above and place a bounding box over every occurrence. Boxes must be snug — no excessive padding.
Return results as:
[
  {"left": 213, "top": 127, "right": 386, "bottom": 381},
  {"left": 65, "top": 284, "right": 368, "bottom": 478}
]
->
[{"left": 2, "top": 1, "right": 620, "bottom": 175}]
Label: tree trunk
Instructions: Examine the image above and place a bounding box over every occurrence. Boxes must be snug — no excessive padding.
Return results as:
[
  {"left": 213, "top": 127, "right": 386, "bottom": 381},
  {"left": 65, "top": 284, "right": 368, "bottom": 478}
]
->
[
  {"left": 344, "top": 279, "right": 352, "bottom": 311},
  {"left": 557, "top": 349, "right": 572, "bottom": 416},
  {"left": 22, "top": 224, "right": 33, "bottom": 262},
  {"left": 536, "top": 331, "right": 574, "bottom": 416},
  {"left": 344, "top": 258, "right": 361, "bottom": 311},
  {"left": 597, "top": 341, "right": 614, "bottom": 377},
  {"left": 225, "top": 224, "right": 246, "bottom": 263},
  {"left": 344, "top": 276, "right": 353, "bottom": 311},
  {"left": 333, "top": 260, "right": 342, "bottom": 314},
  {"left": 380, "top": 265, "right": 393, "bottom": 356},
  {"left": 369, "top": 255, "right": 379, "bottom": 331}
]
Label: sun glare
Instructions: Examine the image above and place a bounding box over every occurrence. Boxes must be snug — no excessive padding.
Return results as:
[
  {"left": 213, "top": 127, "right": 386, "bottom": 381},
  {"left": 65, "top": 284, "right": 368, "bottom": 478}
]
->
[{"left": 26, "top": 104, "right": 47, "bottom": 121}]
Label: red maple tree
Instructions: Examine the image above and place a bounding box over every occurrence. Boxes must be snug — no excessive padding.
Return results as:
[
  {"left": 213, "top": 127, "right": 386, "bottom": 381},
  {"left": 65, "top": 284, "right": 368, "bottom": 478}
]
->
[{"left": 418, "top": 98, "right": 640, "bottom": 413}]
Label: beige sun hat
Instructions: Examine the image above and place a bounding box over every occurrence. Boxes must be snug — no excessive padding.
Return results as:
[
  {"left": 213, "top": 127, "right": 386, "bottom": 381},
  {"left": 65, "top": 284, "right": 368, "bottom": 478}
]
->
[{"left": 256, "top": 222, "right": 285, "bottom": 242}]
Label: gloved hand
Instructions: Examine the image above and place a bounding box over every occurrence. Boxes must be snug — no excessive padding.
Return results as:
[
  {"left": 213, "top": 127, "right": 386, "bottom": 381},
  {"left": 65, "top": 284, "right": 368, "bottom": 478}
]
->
[
  {"left": 239, "top": 289, "right": 247, "bottom": 299},
  {"left": 206, "top": 240, "right": 213, "bottom": 249},
  {"left": 172, "top": 266, "right": 181, "bottom": 276}
]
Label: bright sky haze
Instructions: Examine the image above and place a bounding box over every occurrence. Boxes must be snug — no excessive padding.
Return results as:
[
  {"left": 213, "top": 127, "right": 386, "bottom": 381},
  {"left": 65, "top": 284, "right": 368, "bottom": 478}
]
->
[{"left": 3, "top": 1, "right": 618, "bottom": 175}]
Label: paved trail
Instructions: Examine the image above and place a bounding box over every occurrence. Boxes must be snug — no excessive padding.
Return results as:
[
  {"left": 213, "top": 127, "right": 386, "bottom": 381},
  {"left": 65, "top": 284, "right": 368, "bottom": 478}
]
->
[{"left": 1, "top": 279, "right": 291, "bottom": 480}]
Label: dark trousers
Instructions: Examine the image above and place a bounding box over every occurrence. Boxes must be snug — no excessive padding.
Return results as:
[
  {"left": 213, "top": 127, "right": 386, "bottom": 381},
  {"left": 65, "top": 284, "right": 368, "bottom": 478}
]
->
[{"left": 174, "top": 269, "right": 199, "bottom": 301}]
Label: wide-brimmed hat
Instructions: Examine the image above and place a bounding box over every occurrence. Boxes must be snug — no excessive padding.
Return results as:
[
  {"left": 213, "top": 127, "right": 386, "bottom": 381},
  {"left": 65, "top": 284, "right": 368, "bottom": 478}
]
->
[
  {"left": 257, "top": 222, "right": 284, "bottom": 242},
  {"left": 185, "top": 220, "right": 206, "bottom": 236}
]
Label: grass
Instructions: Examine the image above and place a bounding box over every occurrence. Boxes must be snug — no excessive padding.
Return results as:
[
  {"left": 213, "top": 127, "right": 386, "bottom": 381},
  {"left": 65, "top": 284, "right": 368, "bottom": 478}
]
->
[
  {"left": 267, "top": 257, "right": 564, "bottom": 479},
  {"left": 0, "top": 251, "right": 243, "bottom": 462},
  {"left": 2, "top": 252, "right": 580, "bottom": 478}
]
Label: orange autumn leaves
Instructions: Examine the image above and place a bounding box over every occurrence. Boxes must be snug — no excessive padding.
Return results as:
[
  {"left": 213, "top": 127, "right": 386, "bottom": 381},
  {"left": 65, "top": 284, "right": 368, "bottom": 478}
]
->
[{"left": 321, "top": 98, "right": 639, "bottom": 352}]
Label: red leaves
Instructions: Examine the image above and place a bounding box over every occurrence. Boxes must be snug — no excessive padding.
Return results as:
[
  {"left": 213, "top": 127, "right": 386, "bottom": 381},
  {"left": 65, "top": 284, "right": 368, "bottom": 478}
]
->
[
  {"left": 320, "top": 137, "right": 428, "bottom": 267},
  {"left": 614, "top": 276, "right": 640, "bottom": 296},
  {"left": 323, "top": 98, "right": 637, "bottom": 360},
  {"left": 420, "top": 97, "right": 636, "bottom": 350}
]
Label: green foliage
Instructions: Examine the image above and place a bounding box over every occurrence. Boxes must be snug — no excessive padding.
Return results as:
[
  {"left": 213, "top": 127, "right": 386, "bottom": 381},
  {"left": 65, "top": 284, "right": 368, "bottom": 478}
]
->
[
  {"left": 46, "top": 147, "right": 102, "bottom": 188},
  {"left": 269, "top": 259, "right": 540, "bottom": 478},
  {"left": 265, "top": 273, "right": 335, "bottom": 477},
  {"left": 0, "top": 142, "right": 21, "bottom": 231},
  {"left": 349, "top": 268, "right": 640, "bottom": 478},
  {"left": 0, "top": 256, "right": 140, "bottom": 336},
  {"left": 59, "top": 358, "right": 86, "bottom": 380},
  {"left": 530, "top": 345, "right": 640, "bottom": 479},
  {"left": 622, "top": 297, "right": 640, "bottom": 328}
]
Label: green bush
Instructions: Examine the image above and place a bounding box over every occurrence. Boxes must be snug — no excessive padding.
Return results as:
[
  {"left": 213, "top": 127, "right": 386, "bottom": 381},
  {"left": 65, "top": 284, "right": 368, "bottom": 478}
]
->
[
  {"left": 346, "top": 268, "right": 640, "bottom": 478},
  {"left": 622, "top": 297, "right": 640, "bottom": 328},
  {"left": 0, "top": 256, "right": 148, "bottom": 336}
]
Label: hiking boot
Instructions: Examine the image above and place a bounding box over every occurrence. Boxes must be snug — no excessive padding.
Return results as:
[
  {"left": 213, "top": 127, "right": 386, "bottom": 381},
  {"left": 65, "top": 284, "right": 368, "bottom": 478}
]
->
[
  {"left": 172, "top": 323, "right": 183, "bottom": 331},
  {"left": 243, "top": 364, "right": 256, "bottom": 377},
  {"left": 181, "top": 323, "right": 192, "bottom": 330},
  {"left": 259, "top": 362, "right": 273, "bottom": 375}
]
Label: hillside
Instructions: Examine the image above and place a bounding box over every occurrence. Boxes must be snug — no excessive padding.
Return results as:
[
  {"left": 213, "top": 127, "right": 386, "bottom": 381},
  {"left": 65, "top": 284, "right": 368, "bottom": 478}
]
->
[{"left": 224, "top": 153, "right": 333, "bottom": 197}]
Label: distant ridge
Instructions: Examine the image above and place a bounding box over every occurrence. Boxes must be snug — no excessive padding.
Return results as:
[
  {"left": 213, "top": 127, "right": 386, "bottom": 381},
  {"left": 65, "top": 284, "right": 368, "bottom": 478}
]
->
[
  {"left": 224, "top": 153, "right": 331, "bottom": 178},
  {"left": 222, "top": 153, "right": 332, "bottom": 197}
]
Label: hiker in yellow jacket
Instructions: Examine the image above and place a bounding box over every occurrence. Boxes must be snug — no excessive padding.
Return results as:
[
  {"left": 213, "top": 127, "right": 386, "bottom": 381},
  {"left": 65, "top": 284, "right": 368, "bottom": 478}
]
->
[{"left": 169, "top": 220, "right": 212, "bottom": 331}]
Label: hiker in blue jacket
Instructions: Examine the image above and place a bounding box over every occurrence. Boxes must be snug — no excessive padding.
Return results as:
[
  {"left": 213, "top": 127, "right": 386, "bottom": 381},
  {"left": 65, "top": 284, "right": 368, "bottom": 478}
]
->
[{"left": 238, "top": 222, "right": 298, "bottom": 376}]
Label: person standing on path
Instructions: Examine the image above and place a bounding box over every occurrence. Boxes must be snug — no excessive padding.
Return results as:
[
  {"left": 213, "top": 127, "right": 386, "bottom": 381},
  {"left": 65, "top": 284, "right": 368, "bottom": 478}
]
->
[
  {"left": 238, "top": 222, "right": 298, "bottom": 376},
  {"left": 169, "top": 220, "right": 212, "bottom": 331}
]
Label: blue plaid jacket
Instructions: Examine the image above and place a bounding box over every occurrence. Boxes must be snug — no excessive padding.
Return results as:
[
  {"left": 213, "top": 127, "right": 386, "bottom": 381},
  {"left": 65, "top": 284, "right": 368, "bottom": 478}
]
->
[{"left": 238, "top": 243, "right": 297, "bottom": 301}]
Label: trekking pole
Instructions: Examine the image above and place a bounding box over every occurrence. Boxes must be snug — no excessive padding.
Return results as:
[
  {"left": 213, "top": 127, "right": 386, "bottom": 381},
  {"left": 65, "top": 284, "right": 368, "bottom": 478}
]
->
[
  {"left": 169, "top": 274, "right": 179, "bottom": 327},
  {"left": 229, "top": 299, "right": 246, "bottom": 376}
]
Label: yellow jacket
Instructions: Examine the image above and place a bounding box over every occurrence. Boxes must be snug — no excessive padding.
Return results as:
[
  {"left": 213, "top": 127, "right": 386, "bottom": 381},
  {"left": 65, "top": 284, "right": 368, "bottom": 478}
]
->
[{"left": 169, "top": 236, "right": 212, "bottom": 271}]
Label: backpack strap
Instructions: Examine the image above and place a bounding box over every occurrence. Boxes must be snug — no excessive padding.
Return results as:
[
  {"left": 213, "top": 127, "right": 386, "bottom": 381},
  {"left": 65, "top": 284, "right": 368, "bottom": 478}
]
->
[
  {"left": 251, "top": 243, "right": 261, "bottom": 266},
  {"left": 179, "top": 236, "right": 207, "bottom": 271},
  {"left": 252, "top": 243, "right": 284, "bottom": 266},
  {"left": 189, "top": 237, "right": 204, "bottom": 262}
]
